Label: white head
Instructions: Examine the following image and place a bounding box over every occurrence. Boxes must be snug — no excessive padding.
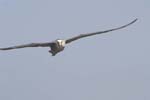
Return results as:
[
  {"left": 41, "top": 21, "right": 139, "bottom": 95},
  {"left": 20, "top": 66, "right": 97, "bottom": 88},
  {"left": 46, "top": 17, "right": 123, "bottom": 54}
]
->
[{"left": 57, "top": 39, "right": 66, "bottom": 47}]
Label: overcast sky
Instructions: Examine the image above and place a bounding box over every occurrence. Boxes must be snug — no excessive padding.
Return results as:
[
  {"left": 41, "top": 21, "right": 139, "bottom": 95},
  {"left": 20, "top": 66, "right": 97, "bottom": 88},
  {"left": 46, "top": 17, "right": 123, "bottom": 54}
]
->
[{"left": 0, "top": 0, "right": 149, "bottom": 100}]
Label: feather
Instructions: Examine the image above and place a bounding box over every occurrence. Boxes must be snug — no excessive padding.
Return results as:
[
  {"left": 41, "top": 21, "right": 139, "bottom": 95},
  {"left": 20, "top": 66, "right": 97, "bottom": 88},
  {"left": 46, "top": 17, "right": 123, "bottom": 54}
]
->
[
  {"left": 66, "top": 19, "right": 137, "bottom": 44},
  {"left": 0, "top": 42, "right": 53, "bottom": 50}
]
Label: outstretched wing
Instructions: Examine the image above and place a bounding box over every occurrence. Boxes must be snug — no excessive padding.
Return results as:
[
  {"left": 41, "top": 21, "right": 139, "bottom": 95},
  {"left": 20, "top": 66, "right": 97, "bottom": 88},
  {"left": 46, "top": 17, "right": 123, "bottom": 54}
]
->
[
  {"left": 0, "top": 42, "right": 54, "bottom": 50},
  {"left": 66, "top": 19, "right": 137, "bottom": 44}
]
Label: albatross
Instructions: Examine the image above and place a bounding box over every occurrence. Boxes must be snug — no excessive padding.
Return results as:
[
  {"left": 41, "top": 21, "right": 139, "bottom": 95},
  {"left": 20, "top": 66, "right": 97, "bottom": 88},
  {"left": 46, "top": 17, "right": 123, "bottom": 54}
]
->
[{"left": 0, "top": 19, "right": 137, "bottom": 56}]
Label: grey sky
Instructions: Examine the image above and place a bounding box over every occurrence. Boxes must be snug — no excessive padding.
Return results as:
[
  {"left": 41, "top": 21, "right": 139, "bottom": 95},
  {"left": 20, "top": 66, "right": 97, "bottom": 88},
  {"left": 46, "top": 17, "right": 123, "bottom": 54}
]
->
[{"left": 0, "top": 0, "right": 149, "bottom": 100}]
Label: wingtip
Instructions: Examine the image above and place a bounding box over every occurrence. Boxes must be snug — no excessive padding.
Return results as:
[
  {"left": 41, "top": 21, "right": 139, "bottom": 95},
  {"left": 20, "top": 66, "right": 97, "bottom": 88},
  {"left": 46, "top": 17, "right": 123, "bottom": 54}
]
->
[
  {"left": 133, "top": 18, "right": 138, "bottom": 23},
  {"left": 0, "top": 47, "right": 12, "bottom": 50},
  {"left": 0, "top": 48, "right": 7, "bottom": 50},
  {"left": 0, "top": 48, "right": 4, "bottom": 50},
  {"left": 126, "top": 18, "right": 138, "bottom": 27},
  {"left": 135, "top": 18, "right": 138, "bottom": 21}
]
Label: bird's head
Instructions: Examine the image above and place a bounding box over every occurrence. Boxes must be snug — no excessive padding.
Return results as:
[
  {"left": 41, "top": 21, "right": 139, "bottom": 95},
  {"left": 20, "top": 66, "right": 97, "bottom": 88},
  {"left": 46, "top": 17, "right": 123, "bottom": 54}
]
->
[{"left": 56, "top": 39, "right": 66, "bottom": 47}]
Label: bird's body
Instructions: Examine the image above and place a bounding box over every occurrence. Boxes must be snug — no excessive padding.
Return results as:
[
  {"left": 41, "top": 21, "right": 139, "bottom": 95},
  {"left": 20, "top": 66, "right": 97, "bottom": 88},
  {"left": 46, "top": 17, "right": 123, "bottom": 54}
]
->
[
  {"left": 0, "top": 19, "right": 137, "bottom": 56},
  {"left": 49, "top": 39, "right": 66, "bottom": 56}
]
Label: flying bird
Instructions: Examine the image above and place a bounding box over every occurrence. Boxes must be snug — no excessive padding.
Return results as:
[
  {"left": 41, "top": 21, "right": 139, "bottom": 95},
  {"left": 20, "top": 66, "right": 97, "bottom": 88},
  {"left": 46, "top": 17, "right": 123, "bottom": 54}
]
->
[{"left": 0, "top": 19, "right": 137, "bottom": 56}]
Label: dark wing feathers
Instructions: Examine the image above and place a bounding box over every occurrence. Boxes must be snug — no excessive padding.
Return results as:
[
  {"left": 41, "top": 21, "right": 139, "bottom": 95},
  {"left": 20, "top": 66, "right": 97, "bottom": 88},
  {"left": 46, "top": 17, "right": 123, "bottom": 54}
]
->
[
  {"left": 66, "top": 19, "right": 137, "bottom": 44},
  {"left": 0, "top": 42, "right": 53, "bottom": 50},
  {"left": 0, "top": 19, "right": 137, "bottom": 51}
]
